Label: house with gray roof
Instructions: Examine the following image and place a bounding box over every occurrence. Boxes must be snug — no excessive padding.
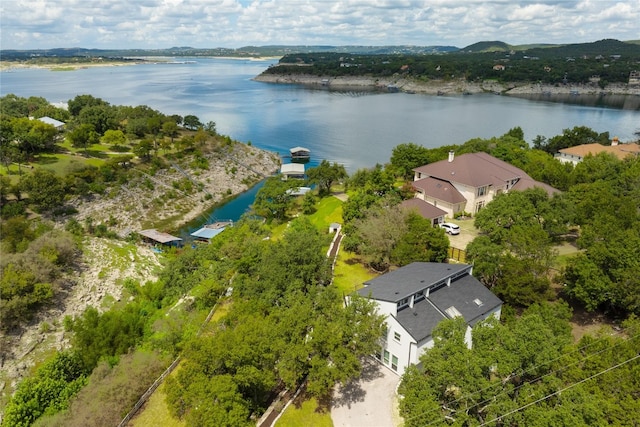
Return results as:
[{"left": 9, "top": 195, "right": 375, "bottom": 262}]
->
[
  {"left": 412, "top": 151, "right": 558, "bottom": 217},
  {"left": 356, "top": 262, "right": 502, "bottom": 375},
  {"left": 37, "top": 116, "right": 65, "bottom": 130}
]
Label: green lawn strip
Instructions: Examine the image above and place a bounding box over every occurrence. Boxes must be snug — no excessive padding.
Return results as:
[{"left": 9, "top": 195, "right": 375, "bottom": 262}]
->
[
  {"left": 132, "top": 298, "right": 231, "bottom": 426},
  {"left": 275, "top": 396, "right": 332, "bottom": 427},
  {"left": 307, "top": 195, "right": 343, "bottom": 231},
  {"left": 34, "top": 153, "right": 105, "bottom": 175},
  {"left": 130, "top": 366, "right": 187, "bottom": 427},
  {"left": 331, "top": 250, "right": 376, "bottom": 296}
]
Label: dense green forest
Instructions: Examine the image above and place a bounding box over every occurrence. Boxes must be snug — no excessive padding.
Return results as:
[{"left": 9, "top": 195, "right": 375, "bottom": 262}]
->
[
  {"left": 2, "top": 92, "right": 640, "bottom": 425},
  {"left": 0, "top": 45, "right": 457, "bottom": 62},
  {"left": 263, "top": 39, "right": 640, "bottom": 85}
]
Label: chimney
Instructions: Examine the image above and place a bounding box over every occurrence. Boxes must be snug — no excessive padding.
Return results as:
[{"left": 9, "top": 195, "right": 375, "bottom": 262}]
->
[
  {"left": 612, "top": 136, "right": 619, "bottom": 146},
  {"left": 448, "top": 151, "right": 455, "bottom": 162}
]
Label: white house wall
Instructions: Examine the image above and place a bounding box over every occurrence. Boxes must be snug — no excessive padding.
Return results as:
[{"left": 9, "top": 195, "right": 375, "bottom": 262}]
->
[
  {"left": 375, "top": 300, "right": 398, "bottom": 317},
  {"left": 383, "top": 315, "right": 414, "bottom": 375},
  {"left": 415, "top": 335, "right": 435, "bottom": 364}
]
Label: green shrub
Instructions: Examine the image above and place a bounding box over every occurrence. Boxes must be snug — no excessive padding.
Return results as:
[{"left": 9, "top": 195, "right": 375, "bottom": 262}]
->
[{"left": 2, "top": 351, "right": 88, "bottom": 427}]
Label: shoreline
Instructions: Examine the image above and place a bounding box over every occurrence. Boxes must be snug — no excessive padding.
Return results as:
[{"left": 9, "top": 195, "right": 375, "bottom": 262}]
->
[
  {"left": 252, "top": 74, "right": 640, "bottom": 96},
  {"left": 0, "top": 56, "right": 278, "bottom": 72}
]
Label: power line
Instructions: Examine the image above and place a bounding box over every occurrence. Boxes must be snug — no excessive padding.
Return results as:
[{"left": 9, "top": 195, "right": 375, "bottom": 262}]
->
[
  {"left": 478, "top": 353, "right": 640, "bottom": 426},
  {"left": 403, "top": 331, "right": 640, "bottom": 426},
  {"left": 452, "top": 334, "right": 638, "bottom": 422}
]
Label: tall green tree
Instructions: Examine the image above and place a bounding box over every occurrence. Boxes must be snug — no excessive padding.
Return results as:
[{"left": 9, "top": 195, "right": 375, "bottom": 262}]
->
[
  {"left": 252, "top": 176, "right": 296, "bottom": 220},
  {"left": 67, "top": 94, "right": 108, "bottom": 116},
  {"left": 306, "top": 160, "right": 347, "bottom": 196},
  {"left": 183, "top": 115, "right": 203, "bottom": 130},
  {"left": 21, "top": 169, "right": 66, "bottom": 212},
  {"left": 391, "top": 211, "right": 449, "bottom": 265},
  {"left": 67, "top": 123, "right": 99, "bottom": 154},
  {"left": 100, "top": 129, "right": 126, "bottom": 146},
  {"left": 390, "top": 142, "right": 431, "bottom": 180},
  {"left": 397, "top": 304, "right": 640, "bottom": 427},
  {"left": 77, "top": 104, "right": 118, "bottom": 135}
]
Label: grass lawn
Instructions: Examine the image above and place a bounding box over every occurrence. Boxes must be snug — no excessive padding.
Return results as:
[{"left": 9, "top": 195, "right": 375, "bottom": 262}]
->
[
  {"left": 553, "top": 241, "right": 582, "bottom": 269},
  {"left": 130, "top": 377, "right": 186, "bottom": 427},
  {"left": 308, "top": 195, "right": 343, "bottom": 231},
  {"left": 332, "top": 250, "right": 377, "bottom": 295},
  {"left": 271, "top": 193, "right": 344, "bottom": 240},
  {"left": 132, "top": 299, "right": 231, "bottom": 426},
  {"left": 34, "top": 153, "right": 104, "bottom": 175},
  {"left": 275, "top": 396, "right": 332, "bottom": 427}
]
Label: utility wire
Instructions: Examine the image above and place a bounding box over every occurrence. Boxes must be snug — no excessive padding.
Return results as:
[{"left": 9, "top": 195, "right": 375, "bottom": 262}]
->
[
  {"left": 403, "top": 332, "right": 639, "bottom": 426},
  {"left": 451, "top": 335, "right": 638, "bottom": 422},
  {"left": 478, "top": 353, "right": 640, "bottom": 426}
]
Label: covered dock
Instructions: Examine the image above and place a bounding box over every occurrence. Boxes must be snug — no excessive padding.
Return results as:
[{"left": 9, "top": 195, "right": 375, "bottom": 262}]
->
[
  {"left": 280, "top": 163, "right": 305, "bottom": 180},
  {"left": 289, "top": 146, "right": 311, "bottom": 161},
  {"left": 138, "top": 229, "right": 183, "bottom": 247},
  {"left": 190, "top": 221, "right": 233, "bottom": 242}
]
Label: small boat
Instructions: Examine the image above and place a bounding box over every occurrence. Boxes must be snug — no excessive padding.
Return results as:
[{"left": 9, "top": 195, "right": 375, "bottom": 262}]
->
[{"left": 289, "top": 146, "right": 311, "bottom": 162}]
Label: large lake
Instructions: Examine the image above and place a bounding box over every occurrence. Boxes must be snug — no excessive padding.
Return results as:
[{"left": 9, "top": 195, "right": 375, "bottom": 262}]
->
[{"left": 2, "top": 58, "right": 639, "bottom": 173}]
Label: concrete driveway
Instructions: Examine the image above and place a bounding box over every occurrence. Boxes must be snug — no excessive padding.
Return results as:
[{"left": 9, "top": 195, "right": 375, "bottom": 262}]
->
[{"left": 331, "top": 358, "right": 402, "bottom": 427}]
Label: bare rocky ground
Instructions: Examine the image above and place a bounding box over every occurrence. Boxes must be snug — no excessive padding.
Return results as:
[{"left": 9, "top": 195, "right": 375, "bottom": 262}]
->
[
  {"left": 69, "top": 143, "right": 281, "bottom": 236},
  {"left": 0, "top": 143, "right": 281, "bottom": 411},
  {"left": 254, "top": 74, "right": 640, "bottom": 96}
]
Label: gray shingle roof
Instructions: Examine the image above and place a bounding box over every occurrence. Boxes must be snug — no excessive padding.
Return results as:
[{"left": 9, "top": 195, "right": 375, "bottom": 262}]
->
[
  {"left": 395, "top": 298, "right": 446, "bottom": 342},
  {"left": 359, "top": 262, "right": 503, "bottom": 342},
  {"left": 358, "top": 262, "right": 471, "bottom": 303},
  {"left": 427, "top": 274, "right": 503, "bottom": 326}
]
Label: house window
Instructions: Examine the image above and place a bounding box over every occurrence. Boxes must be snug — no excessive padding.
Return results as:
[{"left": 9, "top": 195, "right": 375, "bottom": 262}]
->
[
  {"left": 394, "top": 332, "right": 401, "bottom": 342},
  {"left": 374, "top": 346, "right": 383, "bottom": 361},
  {"left": 391, "top": 355, "right": 398, "bottom": 371},
  {"left": 384, "top": 350, "right": 390, "bottom": 365},
  {"left": 415, "top": 290, "right": 425, "bottom": 302},
  {"left": 475, "top": 201, "right": 485, "bottom": 213},
  {"left": 445, "top": 306, "right": 463, "bottom": 318},
  {"left": 477, "top": 186, "right": 487, "bottom": 197},
  {"left": 397, "top": 297, "right": 409, "bottom": 309}
]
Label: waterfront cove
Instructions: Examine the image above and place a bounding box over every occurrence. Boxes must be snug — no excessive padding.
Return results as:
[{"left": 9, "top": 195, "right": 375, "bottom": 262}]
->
[
  {"left": 2, "top": 58, "right": 639, "bottom": 233},
  {"left": 2, "top": 58, "right": 638, "bottom": 175}
]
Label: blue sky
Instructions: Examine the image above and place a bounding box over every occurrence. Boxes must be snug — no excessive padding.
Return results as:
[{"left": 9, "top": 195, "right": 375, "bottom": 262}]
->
[{"left": 1, "top": 0, "right": 638, "bottom": 50}]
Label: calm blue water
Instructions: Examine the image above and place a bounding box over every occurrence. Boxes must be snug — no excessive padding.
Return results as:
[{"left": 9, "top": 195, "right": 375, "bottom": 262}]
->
[
  {"left": 2, "top": 58, "right": 638, "bottom": 172},
  {"left": 2, "top": 58, "right": 638, "bottom": 228},
  {"left": 180, "top": 180, "right": 265, "bottom": 236}
]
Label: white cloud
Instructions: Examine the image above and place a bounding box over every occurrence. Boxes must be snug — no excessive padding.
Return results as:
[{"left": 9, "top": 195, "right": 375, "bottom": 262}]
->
[{"left": 1, "top": 0, "right": 638, "bottom": 49}]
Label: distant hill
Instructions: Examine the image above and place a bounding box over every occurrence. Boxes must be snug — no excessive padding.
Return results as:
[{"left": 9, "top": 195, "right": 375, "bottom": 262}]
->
[
  {"left": 0, "top": 45, "right": 459, "bottom": 61},
  {"left": 2, "top": 39, "right": 638, "bottom": 62},
  {"left": 460, "top": 41, "right": 511, "bottom": 53},
  {"left": 528, "top": 38, "right": 640, "bottom": 57},
  {"left": 459, "top": 39, "right": 640, "bottom": 57}
]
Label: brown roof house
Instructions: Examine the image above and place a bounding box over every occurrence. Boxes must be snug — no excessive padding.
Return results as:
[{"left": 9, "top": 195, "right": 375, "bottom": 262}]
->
[
  {"left": 555, "top": 138, "right": 640, "bottom": 165},
  {"left": 413, "top": 151, "right": 558, "bottom": 216},
  {"left": 400, "top": 197, "right": 447, "bottom": 226}
]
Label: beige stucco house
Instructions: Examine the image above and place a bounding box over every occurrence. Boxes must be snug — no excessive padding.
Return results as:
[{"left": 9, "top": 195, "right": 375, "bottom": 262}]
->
[
  {"left": 412, "top": 152, "right": 558, "bottom": 217},
  {"left": 555, "top": 139, "right": 640, "bottom": 165}
]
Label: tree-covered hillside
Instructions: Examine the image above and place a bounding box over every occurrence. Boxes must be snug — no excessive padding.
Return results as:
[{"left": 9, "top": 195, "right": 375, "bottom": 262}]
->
[
  {"left": 2, "top": 92, "right": 639, "bottom": 426},
  {"left": 263, "top": 39, "right": 640, "bottom": 85}
]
